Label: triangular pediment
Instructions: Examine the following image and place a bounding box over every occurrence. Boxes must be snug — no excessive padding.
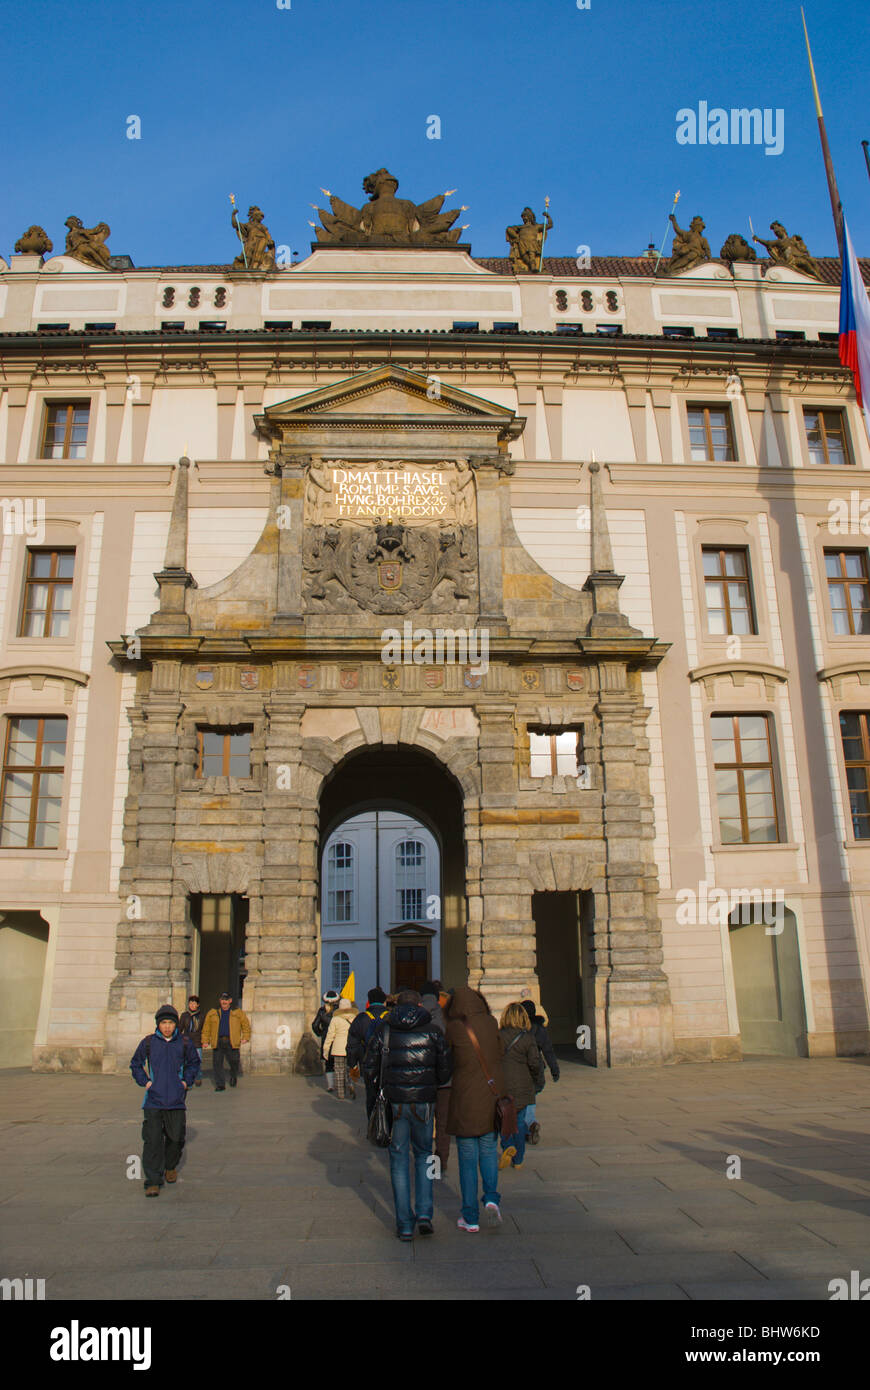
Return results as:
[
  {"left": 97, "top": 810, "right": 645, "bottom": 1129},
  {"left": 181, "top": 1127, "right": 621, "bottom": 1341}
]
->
[{"left": 256, "top": 364, "right": 523, "bottom": 445}]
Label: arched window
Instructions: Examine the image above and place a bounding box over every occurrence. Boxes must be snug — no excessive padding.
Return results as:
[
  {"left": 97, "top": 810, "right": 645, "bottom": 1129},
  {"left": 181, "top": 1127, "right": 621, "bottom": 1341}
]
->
[
  {"left": 327, "top": 841, "right": 354, "bottom": 922},
  {"left": 331, "top": 950, "right": 350, "bottom": 992},
  {"left": 396, "top": 839, "right": 426, "bottom": 921}
]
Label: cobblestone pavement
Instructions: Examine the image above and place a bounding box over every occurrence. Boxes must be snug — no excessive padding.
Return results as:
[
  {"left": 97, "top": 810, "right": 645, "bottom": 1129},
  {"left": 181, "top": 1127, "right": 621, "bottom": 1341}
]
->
[{"left": 1, "top": 1053, "right": 869, "bottom": 1300}]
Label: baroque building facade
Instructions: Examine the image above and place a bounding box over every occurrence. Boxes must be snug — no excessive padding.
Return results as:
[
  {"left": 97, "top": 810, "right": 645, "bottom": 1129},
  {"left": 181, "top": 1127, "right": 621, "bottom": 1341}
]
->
[{"left": 1, "top": 220, "right": 869, "bottom": 1072}]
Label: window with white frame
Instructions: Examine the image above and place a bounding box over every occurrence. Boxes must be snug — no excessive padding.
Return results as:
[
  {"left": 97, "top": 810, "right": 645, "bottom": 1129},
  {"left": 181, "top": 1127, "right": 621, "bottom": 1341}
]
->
[
  {"left": 396, "top": 839, "right": 426, "bottom": 920},
  {"left": 529, "top": 727, "right": 583, "bottom": 777},
  {"left": 327, "top": 841, "right": 354, "bottom": 922},
  {"left": 331, "top": 951, "right": 350, "bottom": 992}
]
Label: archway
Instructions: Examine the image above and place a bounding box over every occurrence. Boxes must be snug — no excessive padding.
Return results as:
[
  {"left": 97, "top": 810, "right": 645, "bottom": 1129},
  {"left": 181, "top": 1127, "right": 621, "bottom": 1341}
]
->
[
  {"left": 318, "top": 746, "right": 467, "bottom": 997},
  {"left": 0, "top": 911, "right": 49, "bottom": 1067},
  {"left": 728, "top": 906, "right": 808, "bottom": 1056}
]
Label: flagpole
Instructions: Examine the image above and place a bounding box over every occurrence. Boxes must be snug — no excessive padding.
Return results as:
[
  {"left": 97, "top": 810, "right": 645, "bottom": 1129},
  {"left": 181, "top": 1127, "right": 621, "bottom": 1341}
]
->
[
  {"left": 862, "top": 140, "right": 870, "bottom": 185},
  {"left": 801, "top": 8, "right": 844, "bottom": 257}
]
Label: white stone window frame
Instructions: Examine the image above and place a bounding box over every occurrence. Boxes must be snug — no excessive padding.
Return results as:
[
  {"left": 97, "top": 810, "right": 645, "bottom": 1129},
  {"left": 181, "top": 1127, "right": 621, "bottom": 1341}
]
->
[
  {"left": 0, "top": 699, "right": 76, "bottom": 857},
  {"left": 704, "top": 703, "right": 788, "bottom": 849},
  {"left": 793, "top": 394, "right": 864, "bottom": 471},
  {"left": 395, "top": 837, "right": 427, "bottom": 923},
  {"left": 326, "top": 839, "right": 357, "bottom": 927},
  {"left": 812, "top": 524, "right": 870, "bottom": 647},
  {"left": 3, "top": 518, "right": 86, "bottom": 656},
  {"left": 690, "top": 517, "right": 770, "bottom": 658},
  {"left": 26, "top": 390, "right": 97, "bottom": 465}
]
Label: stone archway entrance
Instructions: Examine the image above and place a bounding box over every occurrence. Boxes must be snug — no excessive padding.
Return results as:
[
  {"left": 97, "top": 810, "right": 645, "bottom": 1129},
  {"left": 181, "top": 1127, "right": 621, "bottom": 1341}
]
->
[{"left": 318, "top": 746, "right": 467, "bottom": 994}]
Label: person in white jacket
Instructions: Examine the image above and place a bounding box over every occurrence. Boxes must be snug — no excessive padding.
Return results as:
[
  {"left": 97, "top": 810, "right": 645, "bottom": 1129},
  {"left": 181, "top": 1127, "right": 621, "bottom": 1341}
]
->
[{"left": 324, "top": 997, "right": 356, "bottom": 1099}]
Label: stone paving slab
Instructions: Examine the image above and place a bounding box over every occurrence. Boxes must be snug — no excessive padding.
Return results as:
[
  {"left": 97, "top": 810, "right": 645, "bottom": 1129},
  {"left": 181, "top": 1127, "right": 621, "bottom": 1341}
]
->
[{"left": 2, "top": 1057, "right": 870, "bottom": 1300}]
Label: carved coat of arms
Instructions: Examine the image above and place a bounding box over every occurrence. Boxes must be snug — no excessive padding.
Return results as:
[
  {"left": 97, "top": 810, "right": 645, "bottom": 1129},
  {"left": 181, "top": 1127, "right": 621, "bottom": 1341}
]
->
[{"left": 303, "top": 519, "right": 477, "bottom": 615}]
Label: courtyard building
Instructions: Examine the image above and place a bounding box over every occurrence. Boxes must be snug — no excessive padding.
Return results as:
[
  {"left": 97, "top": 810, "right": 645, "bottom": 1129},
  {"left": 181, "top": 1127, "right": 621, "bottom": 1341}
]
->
[{"left": 0, "top": 195, "right": 869, "bottom": 1072}]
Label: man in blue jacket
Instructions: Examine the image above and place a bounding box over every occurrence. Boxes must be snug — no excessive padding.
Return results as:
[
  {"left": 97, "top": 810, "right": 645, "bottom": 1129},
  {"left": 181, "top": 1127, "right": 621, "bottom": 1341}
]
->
[{"left": 130, "top": 1004, "right": 201, "bottom": 1197}]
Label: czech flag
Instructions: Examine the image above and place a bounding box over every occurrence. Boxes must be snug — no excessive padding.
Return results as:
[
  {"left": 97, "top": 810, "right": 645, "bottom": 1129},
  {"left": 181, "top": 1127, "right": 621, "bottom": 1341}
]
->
[{"left": 839, "top": 218, "right": 870, "bottom": 442}]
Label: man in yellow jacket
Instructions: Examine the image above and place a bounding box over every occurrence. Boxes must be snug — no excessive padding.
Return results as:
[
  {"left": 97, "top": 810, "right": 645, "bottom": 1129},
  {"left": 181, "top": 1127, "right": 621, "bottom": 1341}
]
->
[{"left": 201, "top": 993, "right": 252, "bottom": 1091}]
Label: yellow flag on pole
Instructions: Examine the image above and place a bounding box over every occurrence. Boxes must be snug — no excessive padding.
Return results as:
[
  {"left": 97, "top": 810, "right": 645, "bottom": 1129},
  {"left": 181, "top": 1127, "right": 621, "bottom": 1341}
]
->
[{"left": 340, "top": 971, "right": 355, "bottom": 1003}]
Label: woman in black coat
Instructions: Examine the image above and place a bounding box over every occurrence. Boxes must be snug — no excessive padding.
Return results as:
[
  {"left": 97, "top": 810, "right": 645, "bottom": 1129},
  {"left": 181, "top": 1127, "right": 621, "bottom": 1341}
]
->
[
  {"left": 497, "top": 1003, "right": 544, "bottom": 1169},
  {"left": 521, "top": 998, "right": 559, "bottom": 1145}
]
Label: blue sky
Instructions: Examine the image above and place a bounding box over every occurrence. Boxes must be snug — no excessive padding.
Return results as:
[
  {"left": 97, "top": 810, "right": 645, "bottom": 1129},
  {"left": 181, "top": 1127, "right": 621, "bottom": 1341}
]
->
[{"left": 1, "top": 0, "right": 868, "bottom": 267}]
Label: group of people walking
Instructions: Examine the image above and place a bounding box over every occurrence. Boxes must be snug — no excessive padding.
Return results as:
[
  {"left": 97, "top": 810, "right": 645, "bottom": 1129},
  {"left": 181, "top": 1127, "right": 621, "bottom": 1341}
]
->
[
  {"left": 128, "top": 978, "right": 560, "bottom": 1233},
  {"left": 129, "top": 992, "right": 251, "bottom": 1196},
  {"left": 313, "top": 981, "right": 560, "bottom": 1238}
]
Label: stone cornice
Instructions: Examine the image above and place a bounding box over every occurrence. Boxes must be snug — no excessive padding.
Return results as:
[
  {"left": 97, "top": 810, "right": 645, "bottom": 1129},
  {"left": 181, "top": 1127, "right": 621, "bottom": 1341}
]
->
[{"left": 689, "top": 661, "right": 788, "bottom": 699}]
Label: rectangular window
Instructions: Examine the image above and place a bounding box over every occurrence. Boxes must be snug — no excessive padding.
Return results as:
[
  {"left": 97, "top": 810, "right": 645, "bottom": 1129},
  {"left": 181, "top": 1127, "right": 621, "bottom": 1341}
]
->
[
  {"left": 40, "top": 402, "right": 89, "bottom": 459},
  {"left": 702, "top": 547, "right": 756, "bottom": 635},
  {"left": 839, "top": 712, "right": 870, "bottom": 840},
  {"left": 0, "top": 716, "right": 67, "bottom": 849},
  {"left": 529, "top": 728, "right": 583, "bottom": 778},
  {"left": 196, "top": 727, "right": 252, "bottom": 777},
  {"left": 825, "top": 550, "right": 870, "bottom": 635},
  {"left": 711, "top": 713, "right": 780, "bottom": 844},
  {"left": 399, "top": 888, "right": 424, "bottom": 920},
  {"left": 804, "top": 408, "right": 851, "bottom": 467},
  {"left": 492, "top": 321, "right": 519, "bottom": 333},
  {"left": 19, "top": 549, "right": 75, "bottom": 638},
  {"left": 707, "top": 327, "right": 738, "bottom": 341},
  {"left": 663, "top": 325, "right": 695, "bottom": 338},
  {"left": 775, "top": 329, "right": 806, "bottom": 341},
  {"left": 595, "top": 324, "right": 622, "bottom": 336},
  {"left": 688, "top": 404, "right": 736, "bottom": 462}
]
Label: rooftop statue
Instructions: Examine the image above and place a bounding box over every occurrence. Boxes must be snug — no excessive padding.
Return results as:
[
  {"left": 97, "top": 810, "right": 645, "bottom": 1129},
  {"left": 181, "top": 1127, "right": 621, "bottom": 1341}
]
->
[
  {"left": 64, "top": 216, "right": 112, "bottom": 269},
  {"left": 311, "top": 168, "right": 467, "bottom": 246},
  {"left": 231, "top": 203, "right": 276, "bottom": 271},
  {"left": 752, "top": 221, "right": 822, "bottom": 279},
  {"left": 665, "top": 213, "right": 712, "bottom": 274},
  {"left": 505, "top": 203, "right": 553, "bottom": 274},
  {"left": 14, "top": 226, "right": 53, "bottom": 257},
  {"left": 720, "top": 233, "right": 757, "bottom": 263}
]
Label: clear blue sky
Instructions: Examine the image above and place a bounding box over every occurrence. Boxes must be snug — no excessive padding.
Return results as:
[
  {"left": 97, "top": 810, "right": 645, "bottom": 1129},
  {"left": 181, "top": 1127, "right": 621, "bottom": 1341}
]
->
[{"left": 2, "top": 0, "right": 868, "bottom": 267}]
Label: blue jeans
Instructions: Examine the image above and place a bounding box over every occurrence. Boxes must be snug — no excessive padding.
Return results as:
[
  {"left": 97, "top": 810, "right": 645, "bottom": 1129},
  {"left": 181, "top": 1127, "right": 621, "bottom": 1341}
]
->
[
  {"left": 388, "top": 1102, "right": 434, "bottom": 1234},
  {"left": 501, "top": 1105, "right": 529, "bottom": 1165},
  {"left": 456, "top": 1131, "right": 500, "bottom": 1225}
]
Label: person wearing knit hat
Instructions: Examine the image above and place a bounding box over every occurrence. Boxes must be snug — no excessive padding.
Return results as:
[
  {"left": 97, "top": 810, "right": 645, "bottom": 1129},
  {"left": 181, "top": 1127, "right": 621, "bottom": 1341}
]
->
[
  {"left": 130, "top": 1005, "right": 200, "bottom": 1196},
  {"left": 312, "top": 989, "right": 341, "bottom": 1091},
  {"left": 346, "top": 987, "right": 391, "bottom": 1118},
  {"left": 519, "top": 998, "right": 559, "bottom": 1146},
  {"left": 323, "top": 997, "right": 356, "bottom": 1100}
]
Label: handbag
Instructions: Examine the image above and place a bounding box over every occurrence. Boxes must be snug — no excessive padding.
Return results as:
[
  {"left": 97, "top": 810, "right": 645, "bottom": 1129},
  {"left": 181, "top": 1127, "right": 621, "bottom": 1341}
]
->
[
  {"left": 463, "top": 1022, "right": 519, "bottom": 1139},
  {"left": 367, "top": 1024, "right": 393, "bottom": 1148}
]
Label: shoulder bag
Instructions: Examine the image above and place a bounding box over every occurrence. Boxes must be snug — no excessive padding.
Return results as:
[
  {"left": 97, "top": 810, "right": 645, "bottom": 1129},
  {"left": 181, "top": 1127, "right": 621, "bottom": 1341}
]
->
[
  {"left": 367, "top": 1024, "right": 393, "bottom": 1148},
  {"left": 463, "top": 1022, "right": 519, "bottom": 1139}
]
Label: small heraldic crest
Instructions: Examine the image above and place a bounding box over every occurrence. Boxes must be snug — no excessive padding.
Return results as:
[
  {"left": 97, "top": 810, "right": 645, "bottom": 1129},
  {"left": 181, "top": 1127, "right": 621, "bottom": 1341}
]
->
[
  {"left": 297, "top": 665, "right": 317, "bottom": 690},
  {"left": 240, "top": 667, "right": 259, "bottom": 690},
  {"left": 195, "top": 668, "right": 214, "bottom": 690}
]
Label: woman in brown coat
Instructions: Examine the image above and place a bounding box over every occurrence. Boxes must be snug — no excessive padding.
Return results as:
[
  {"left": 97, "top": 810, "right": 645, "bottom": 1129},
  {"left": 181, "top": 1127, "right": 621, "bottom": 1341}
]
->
[
  {"left": 444, "top": 986, "right": 506, "bottom": 1232},
  {"left": 497, "top": 1003, "right": 545, "bottom": 1169}
]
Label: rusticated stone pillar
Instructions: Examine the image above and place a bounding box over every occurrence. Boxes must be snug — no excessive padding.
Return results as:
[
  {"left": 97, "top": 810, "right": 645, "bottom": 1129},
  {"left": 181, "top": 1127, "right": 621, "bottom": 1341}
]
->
[
  {"left": 103, "top": 675, "right": 186, "bottom": 1070},
  {"left": 475, "top": 705, "right": 537, "bottom": 1015},
  {"left": 595, "top": 665, "right": 674, "bottom": 1066},
  {"left": 244, "top": 696, "right": 318, "bottom": 1073}
]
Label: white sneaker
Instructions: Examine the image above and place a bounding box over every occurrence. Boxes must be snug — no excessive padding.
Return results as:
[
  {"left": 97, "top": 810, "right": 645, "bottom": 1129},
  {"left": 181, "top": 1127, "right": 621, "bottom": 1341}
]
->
[
  {"left": 457, "top": 1217, "right": 480, "bottom": 1233},
  {"left": 485, "top": 1202, "right": 502, "bottom": 1226}
]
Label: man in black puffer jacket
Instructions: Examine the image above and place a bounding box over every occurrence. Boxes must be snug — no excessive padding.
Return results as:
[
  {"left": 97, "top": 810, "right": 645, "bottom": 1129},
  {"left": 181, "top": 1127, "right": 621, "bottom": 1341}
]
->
[{"left": 364, "top": 989, "right": 452, "bottom": 1241}]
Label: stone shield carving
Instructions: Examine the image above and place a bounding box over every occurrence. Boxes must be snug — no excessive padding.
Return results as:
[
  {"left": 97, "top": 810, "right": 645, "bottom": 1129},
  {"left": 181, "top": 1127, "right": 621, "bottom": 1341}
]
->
[{"left": 303, "top": 520, "right": 478, "bottom": 614}]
